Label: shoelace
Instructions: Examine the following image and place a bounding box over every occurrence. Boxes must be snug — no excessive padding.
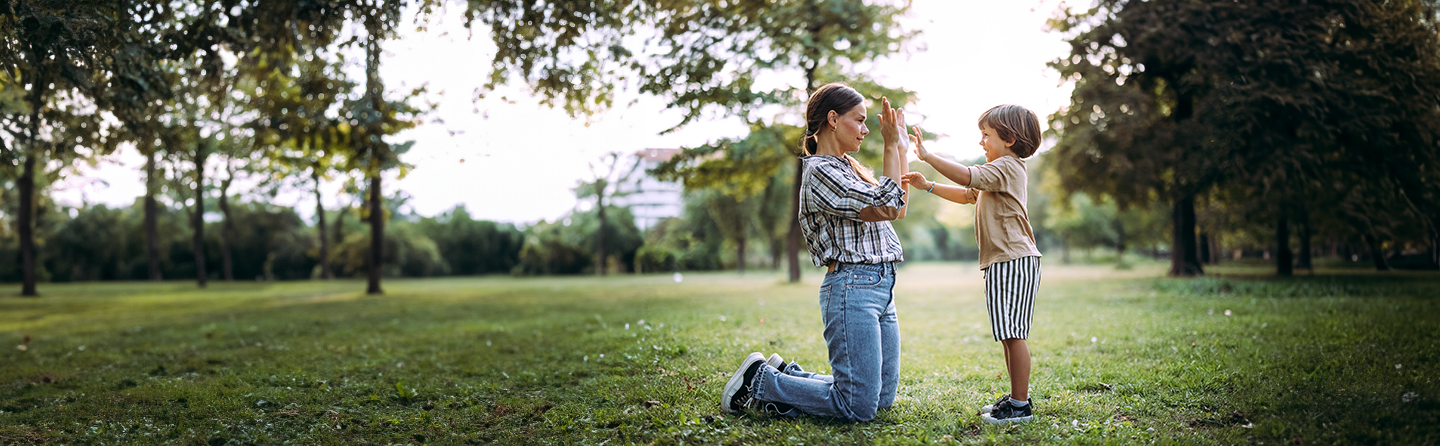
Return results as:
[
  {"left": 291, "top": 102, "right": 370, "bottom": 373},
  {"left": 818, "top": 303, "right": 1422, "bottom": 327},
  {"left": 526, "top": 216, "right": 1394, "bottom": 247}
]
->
[{"left": 731, "top": 389, "right": 754, "bottom": 411}]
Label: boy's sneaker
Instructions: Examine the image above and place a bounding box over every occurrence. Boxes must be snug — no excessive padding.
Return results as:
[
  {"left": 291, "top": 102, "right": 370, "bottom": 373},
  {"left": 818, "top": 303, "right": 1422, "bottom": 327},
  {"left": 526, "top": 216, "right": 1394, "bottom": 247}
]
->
[
  {"left": 981, "top": 398, "right": 1034, "bottom": 424},
  {"left": 721, "top": 352, "right": 766, "bottom": 413},
  {"left": 767, "top": 353, "right": 785, "bottom": 370},
  {"left": 979, "top": 394, "right": 1010, "bottom": 414}
]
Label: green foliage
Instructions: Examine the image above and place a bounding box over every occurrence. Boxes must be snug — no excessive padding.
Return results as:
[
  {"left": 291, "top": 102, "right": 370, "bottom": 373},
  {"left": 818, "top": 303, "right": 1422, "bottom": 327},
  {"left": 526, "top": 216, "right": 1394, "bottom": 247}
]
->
[
  {"left": 332, "top": 222, "right": 449, "bottom": 279},
  {"left": 414, "top": 206, "right": 524, "bottom": 276},
  {"left": 516, "top": 206, "right": 643, "bottom": 276},
  {"left": 1047, "top": 0, "right": 1440, "bottom": 274},
  {"left": 634, "top": 204, "right": 725, "bottom": 274}
]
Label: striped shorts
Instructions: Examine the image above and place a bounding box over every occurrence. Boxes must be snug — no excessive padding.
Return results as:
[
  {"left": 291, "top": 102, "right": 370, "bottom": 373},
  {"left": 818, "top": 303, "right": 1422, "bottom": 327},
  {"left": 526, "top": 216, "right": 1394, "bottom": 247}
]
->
[{"left": 983, "top": 256, "right": 1041, "bottom": 341}]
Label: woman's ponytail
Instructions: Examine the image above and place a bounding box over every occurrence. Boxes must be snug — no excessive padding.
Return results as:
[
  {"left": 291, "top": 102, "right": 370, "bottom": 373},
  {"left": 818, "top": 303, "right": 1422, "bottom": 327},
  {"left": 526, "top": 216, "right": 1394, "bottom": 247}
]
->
[
  {"left": 844, "top": 154, "right": 879, "bottom": 186},
  {"left": 803, "top": 82, "right": 877, "bottom": 185}
]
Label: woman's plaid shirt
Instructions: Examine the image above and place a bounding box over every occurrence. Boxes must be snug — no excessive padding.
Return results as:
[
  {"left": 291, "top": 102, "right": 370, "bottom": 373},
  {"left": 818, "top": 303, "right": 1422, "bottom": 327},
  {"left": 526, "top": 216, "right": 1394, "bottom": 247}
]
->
[{"left": 798, "top": 155, "right": 906, "bottom": 267}]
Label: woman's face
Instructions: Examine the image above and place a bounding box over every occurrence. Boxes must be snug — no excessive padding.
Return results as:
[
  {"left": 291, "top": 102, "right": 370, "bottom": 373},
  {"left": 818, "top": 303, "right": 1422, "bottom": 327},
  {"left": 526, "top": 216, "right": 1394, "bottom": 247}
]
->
[{"left": 828, "top": 104, "right": 870, "bottom": 153}]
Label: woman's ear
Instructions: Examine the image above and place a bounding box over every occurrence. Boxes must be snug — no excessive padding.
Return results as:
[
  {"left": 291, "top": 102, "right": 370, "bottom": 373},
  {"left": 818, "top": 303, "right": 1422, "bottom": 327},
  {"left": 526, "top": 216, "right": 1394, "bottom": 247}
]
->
[{"left": 827, "top": 110, "right": 838, "bottom": 129}]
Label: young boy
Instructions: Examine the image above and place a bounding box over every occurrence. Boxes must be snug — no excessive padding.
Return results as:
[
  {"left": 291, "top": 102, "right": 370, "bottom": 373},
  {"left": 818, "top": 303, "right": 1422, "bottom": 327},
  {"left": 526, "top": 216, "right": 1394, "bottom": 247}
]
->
[{"left": 902, "top": 104, "right": 1044, "bottom": 424}]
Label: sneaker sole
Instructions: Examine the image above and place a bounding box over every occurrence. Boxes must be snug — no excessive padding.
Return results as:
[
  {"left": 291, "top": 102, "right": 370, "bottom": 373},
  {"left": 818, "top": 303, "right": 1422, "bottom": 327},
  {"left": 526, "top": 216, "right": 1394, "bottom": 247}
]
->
[
  {"left": 980, "top": 413, "right": 1034, "bottom": 425},
  {"left": 766, "top": 353, "right": 784, "bottom": 370},
  {"left": 721, "top": 352, "right": 765, "bottom": 414}
]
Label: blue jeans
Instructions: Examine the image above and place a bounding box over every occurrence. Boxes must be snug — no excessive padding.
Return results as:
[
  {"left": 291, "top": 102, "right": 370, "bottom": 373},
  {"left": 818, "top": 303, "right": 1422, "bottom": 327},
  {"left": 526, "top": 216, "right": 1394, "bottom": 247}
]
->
[{"left": 751, "top": 262, "right": 901, "bottom": 421}]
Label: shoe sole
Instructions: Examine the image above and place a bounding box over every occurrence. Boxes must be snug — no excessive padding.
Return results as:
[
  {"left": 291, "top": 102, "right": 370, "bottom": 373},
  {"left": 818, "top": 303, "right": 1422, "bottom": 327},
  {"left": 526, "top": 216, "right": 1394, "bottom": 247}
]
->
[
  {"left": 767, "top": 353, "right": 784, "bottom": 370},
  {"left": 980, "top": 413, "right": 1034, "bottom": 424},
  {"left": 721, "top": 352, "right": 765, "bottom": 414}
]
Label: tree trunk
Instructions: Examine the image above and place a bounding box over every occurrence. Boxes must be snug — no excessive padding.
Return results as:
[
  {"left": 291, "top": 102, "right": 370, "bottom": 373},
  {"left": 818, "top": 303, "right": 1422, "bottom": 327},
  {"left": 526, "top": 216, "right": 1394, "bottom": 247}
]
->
[
  {"left": 1276, "top": 212, "right": 1293, "bottom": 276},
  {"left": 786, "top": 71, "right": 819, "bottom": 284},
  {"left": 367, "top": 175, "right": 384, "bottom": 294},
  {"left": 787, "top": 158, "right": 803, "bottom": 282},
  {"left": 333, "top": 200, "right": 345, "bottom": 246},
  {"left": 1364, "top": 233, "right": 1390, "bottom": 271},
  {"left": 1114, "top": 219, "right": 1127, "bottom": 265},
  {"left": 218, "top": 173, "right": 234, "bottom": 282},
  {"left": 313, "top": 168, "right": 333, "bottom": 280},
  {"left": 597, "top": 185, "right": 608, "bottom": 276},
  {"left": 1061, "top": 236, "right": 1071, "bottom": 264},
  {"left": 737, "top": 236, "right": 747, "bottom": 273},
  {"left": 1198, "top": 233, "right": 1213, "bottom": 264},
  {"left": 1209, "top": 233, "right": 1222, "bottom": 264},
  {"left": 1297, "top": 208, "right": 1313, "bottom": 271},
  {"left": 1431, "top": 226, "right": 1439, "bottom": 270},
  {"left": 18, "top": 156, "right": 37, "bottom": 296},
  {"left": 1168, "top": 194, "right": 1204, "bottom": 276},
  {"left": 144, "top": 150, "right": 162, "bottom": 281},
  {"left": 192, "top": 143, "right": 208, "bottom": 288}
]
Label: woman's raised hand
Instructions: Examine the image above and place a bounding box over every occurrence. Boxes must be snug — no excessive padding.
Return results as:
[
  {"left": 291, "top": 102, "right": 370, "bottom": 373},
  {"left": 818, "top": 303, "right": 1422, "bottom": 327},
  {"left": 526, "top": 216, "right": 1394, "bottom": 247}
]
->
[
  {"left": 909, "top": 126, "right": 932, "bottom": 162},
  {"left": 877, "top": 97, "right": 909, "bottom": 151}
]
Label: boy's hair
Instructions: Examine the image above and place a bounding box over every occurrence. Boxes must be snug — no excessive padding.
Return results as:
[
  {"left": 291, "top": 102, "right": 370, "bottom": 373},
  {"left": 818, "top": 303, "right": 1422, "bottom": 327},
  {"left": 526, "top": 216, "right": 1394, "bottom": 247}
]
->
[{"left": 978, "top": 104, "right": 1042, "bottom": 158}]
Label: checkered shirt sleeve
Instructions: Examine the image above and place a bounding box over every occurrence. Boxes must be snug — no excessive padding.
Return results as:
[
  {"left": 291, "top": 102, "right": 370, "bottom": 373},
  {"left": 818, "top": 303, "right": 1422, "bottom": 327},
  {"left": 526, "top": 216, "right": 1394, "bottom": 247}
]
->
[{"left": 797, "top": 156, "right": 906, "bottom": 267}]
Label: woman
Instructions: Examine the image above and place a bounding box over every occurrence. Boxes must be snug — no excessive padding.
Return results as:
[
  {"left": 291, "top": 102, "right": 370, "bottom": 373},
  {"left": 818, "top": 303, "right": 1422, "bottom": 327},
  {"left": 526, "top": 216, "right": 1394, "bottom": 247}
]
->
[{"left": 720, "top": 83, "right": 910, "bottom": 421}]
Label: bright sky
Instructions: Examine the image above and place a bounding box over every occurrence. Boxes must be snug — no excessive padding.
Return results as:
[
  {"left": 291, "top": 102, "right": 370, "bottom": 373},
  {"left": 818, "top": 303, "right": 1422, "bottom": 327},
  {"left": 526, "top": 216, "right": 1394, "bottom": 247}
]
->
[{"left": 53, "top": 0, "right": 1073, "bottom": 225}]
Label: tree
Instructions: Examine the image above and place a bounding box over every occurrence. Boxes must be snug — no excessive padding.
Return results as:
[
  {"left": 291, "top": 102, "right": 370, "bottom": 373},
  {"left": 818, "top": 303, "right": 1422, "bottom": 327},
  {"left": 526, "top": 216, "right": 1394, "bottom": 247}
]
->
[
  {"left": 633, "top": 1, "right": 916, "bottom": 283},
  {"left": 1049, "top": 0, "right": 1440, "bottom": 277},
  {"left": 575, "top": 152, "right": 640, "bottom": 275},
  {"left": 0, "top": 1, "right": 143, "bottom": 295}
]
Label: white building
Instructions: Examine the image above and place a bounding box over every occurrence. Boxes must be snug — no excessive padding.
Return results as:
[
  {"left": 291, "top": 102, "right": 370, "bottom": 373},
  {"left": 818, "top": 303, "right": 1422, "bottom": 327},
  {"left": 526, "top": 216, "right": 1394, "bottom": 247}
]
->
[{"left": 612, "top": 148, "right": 684, "bottom": 231}]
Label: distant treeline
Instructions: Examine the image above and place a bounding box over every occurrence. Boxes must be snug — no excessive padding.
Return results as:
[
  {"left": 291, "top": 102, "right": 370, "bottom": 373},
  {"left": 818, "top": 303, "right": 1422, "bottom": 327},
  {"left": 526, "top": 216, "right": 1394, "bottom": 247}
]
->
[{"left": 4, "top": 150, "right": 1430, "bottom": 284}]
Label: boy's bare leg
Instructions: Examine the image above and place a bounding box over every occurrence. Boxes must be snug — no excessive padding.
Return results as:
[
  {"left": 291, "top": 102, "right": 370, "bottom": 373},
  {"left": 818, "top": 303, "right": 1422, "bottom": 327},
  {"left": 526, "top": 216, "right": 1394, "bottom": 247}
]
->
[
  {"left": 1001, "top": 338, "right": 1030, "bottom": 401},
  {"left": 1001, "top": 342, "right": 1012, "bottom": 383}
]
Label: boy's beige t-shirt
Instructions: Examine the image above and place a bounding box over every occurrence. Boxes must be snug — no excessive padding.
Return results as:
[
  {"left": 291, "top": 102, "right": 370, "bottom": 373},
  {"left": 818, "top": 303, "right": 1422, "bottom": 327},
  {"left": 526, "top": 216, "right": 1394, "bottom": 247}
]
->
[{"left": 960, "top": 155, "right": 1042, "bottom": 270}]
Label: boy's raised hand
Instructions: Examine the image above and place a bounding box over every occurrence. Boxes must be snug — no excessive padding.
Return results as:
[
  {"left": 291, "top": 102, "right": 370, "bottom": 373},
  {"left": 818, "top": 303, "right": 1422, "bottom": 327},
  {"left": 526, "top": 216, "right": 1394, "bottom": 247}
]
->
[
  {"left": 909, "top": 126, "right": 932, "bottom": 162},
  {"left": 902, "top": 171, "right": 931, "bottom": 191}
]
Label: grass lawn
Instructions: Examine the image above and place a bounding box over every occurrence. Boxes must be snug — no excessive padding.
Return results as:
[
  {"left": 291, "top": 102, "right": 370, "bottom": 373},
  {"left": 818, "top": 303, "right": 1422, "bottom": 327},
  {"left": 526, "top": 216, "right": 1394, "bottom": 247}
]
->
[{"left": 1, "top": 261, "right": 1436, "bottom": 445}]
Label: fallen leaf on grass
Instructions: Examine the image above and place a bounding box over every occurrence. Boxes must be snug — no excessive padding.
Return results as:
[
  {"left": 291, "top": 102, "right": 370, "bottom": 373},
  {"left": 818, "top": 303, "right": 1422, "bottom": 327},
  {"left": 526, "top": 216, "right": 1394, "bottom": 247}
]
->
[
  {"left": 1099, "top": 382, "right": 1113, "bottom": 391},
  {"left": 644, "top": 400, "right": 662, "bottom": 408}
]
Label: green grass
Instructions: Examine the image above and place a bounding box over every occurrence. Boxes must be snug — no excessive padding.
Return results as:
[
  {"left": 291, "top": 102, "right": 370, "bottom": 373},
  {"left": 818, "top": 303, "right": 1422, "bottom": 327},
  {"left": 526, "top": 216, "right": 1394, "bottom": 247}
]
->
[{"left": 1, "top": 261, "right": 1436, "bottom": 445}]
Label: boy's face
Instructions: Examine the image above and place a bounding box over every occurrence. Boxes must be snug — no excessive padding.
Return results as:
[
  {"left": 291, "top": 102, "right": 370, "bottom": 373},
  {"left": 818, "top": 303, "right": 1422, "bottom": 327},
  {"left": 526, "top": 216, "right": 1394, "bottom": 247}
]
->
[{"left": 979, "top": 124, "right": 1015, "bottom": 162}]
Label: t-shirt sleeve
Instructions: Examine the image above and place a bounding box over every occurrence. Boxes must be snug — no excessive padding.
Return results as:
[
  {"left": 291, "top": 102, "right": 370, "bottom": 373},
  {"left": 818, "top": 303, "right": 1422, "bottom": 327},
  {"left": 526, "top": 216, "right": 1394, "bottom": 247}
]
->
[{"left": 965, "top": 158, "right": 1018, "bottom": 193}]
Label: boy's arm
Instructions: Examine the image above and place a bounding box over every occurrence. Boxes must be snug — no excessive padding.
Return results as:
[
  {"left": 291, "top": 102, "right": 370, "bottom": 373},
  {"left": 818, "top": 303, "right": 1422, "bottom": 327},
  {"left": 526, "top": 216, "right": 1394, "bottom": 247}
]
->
[
  {"left": 910, "top": 126, "right": 972, "bottom": 187},
  {"left": 903, "top": 171, "right": 978, "bottom": 205},
  {"left": 929, "top": 183, "right": 978, "bottom": 205}
]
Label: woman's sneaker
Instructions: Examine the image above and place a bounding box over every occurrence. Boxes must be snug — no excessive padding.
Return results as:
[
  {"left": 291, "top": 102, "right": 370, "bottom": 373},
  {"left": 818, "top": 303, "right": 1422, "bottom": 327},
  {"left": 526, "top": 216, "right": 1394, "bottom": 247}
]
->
[
  {"left": 979, "top": 394, "right": 1010, "bottom": 414},
  {"left": 767, "top": 353, "right": 785, "bottom": 370},
  {"left": 981, "top": 398, "right": 1034, "bottom": 424},
  {"left": 721, "top": 352, "right": 766, "bottom": 413}
]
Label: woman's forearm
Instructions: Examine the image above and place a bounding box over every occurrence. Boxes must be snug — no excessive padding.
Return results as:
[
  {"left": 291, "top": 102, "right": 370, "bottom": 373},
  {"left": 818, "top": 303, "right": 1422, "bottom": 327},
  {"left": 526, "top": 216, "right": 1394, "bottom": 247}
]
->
[
  {"left": 882, "top": 143, "right": 904, "bottom": 183},
  {"left": 883, "top": 144, "right": 907, "bottom": 219}
]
